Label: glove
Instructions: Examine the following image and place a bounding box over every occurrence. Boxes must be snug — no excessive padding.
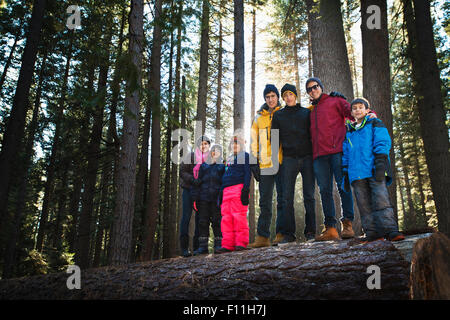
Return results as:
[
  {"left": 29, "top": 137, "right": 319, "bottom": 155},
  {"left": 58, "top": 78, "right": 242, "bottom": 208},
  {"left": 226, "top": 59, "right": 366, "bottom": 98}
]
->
[
  {"left": 329, "top": 91, "right": 347, "bottom": 100},
  {"left": 240, "top": 188, "right": 250, "bottom": 206},
  {"left": 374, "top": 154, "right": 387, "bottom": 182},
  {"left": 342, "top": 171, "right": 350, "bottom": 193},
  {"left": 250, "top": 163, "right": 260, "bottom": 182},
  {"left": 193, "top": 201, "right": 198, "bottom": 212}
]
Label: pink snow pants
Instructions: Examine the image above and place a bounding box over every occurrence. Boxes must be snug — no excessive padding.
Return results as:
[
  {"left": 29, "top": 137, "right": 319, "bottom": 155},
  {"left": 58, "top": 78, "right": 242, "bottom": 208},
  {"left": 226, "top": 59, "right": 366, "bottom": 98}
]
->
[{"left": 220, "top": 184, "right": 249, "bottom": 250}]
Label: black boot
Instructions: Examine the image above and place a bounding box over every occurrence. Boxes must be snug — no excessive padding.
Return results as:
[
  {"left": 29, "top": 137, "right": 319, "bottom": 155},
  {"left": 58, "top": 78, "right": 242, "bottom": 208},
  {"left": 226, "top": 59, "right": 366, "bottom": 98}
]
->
[
  {"left": 180, "top": 235, "right": 191, "bottom": 257},
  {"left": 213, "top": 237, "right": 222, "bottom": 253},
  {"left": 194, "top": 237, "right": 209, "bottom": 255}
]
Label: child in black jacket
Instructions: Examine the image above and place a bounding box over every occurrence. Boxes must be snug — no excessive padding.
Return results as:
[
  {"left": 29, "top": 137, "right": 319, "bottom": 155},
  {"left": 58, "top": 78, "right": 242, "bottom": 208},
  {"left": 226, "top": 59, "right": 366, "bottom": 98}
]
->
[{"left": 192, "top": 145, "right": 225, "bottom": 254}]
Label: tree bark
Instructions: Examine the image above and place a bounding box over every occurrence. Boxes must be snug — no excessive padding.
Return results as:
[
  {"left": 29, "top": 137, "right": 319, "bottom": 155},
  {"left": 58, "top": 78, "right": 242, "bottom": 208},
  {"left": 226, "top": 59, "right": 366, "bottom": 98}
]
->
[
  {"left": 361, "top": 0, "right": 397, "bottom": 222},
  {"left": 233, "top": 0, "right": 245, "bottom": 131},
  {"left": 397, "top": 134, "right": 416, "bottom": 230},
  {"left": 109, "top": 0, "right": 144, "bottom": 266},
  {"left": 163, "top": 29, "right": 175, "bottom": 259},
  {"left": 170, "top": 0, "right": 183, "bottom": 257},
  {"left": 1, "top": 49, "right": 48, "bottom": 279},
  {"left": 0, "top": 237, "right": 420, "bottom": 300},
  {"left": 0, "top": 0, "right": 46, "bottom": 231},
  {"left": 403, "top": 0, "right": 450, "bottom": 237},
  {"left": 306, "top": 0, "right": 354, "bottom": 101},
  {"left": 196, "top": 0, "right": 210, "bottom": 133},
  {"left": 0, "top": 32, "right": 19, "bottom": 98},
  {"left": 140, "top": 0, "right": 163, "bottom": 262},
  {"left": 77, "top": 28, "right": 112, "bottom": 269},
  {"left": 249, "top": 9, "right": 256, "bottom": 243},
  {"left": 35, "top": 32, "right": 74, "bottom": 252},
  {"left": 292, "top": 34, "right": 301, "bottom": 105}
]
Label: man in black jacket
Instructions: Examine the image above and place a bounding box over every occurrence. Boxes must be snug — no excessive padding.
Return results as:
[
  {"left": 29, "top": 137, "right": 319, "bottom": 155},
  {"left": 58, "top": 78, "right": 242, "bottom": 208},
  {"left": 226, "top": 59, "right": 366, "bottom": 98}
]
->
[{"left": 271, "top": 84, "right": 316, "bottom": 243}]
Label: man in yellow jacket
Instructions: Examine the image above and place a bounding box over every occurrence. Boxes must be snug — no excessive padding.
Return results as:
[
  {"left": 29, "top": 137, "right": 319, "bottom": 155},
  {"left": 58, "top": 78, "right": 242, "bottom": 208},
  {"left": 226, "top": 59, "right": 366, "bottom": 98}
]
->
[{"left": 249, "top": 84, "right": 285, "bottom": 248}]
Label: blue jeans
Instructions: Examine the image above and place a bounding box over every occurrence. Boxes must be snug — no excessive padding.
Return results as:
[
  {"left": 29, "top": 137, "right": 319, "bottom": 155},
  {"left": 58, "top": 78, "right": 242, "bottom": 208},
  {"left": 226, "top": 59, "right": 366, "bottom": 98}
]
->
[
  {"left": 313, "top": 153, "right": 354, "bottom": 228},
  {"left": 281, "top": 155, "right": 316, "bottom": 239},
  {"left": 179, "top": 188, "right": 199, "bottom": 251},
  {"left": 256, "top": 167, "right": 284, "bottom": 238},
  {"left": 352, "top": 178, "right": 399, "bottom": 239}
]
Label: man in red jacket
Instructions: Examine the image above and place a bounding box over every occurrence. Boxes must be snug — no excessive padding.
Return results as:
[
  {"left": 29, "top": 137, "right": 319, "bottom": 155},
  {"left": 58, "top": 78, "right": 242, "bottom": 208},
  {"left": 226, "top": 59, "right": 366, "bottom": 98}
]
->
[{"left": 306, "top": 77, "right": 375, "bottom": 241}]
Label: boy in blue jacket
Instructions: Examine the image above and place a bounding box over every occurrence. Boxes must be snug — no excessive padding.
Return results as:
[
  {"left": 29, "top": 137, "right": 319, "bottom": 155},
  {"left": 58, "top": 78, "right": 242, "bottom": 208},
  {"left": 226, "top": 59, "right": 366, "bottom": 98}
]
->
[
  {"left": 192, "top": 145, "right": 225, "bottom": 254},
  {"left": 342, "top": 98, "right": 404, "bottom": 242}
]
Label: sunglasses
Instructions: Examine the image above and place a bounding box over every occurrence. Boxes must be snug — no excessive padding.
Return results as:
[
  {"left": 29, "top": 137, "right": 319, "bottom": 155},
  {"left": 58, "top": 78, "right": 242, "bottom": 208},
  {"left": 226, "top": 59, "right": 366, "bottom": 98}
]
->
[{"left": 306, "top": 84, "right": 320, "bottom": 93}]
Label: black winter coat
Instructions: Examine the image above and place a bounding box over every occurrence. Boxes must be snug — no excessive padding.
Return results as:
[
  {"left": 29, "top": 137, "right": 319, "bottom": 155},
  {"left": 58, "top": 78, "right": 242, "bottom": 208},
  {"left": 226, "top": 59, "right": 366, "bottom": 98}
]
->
[
  {"left": 179, "top": 152, "right": 195, "bottom": 189},
  {"left": 271, "top": 103, "right": 312, "bottom": 158},
  {"left": 191, "top": 162, "right": 225, "bottom": 202}
]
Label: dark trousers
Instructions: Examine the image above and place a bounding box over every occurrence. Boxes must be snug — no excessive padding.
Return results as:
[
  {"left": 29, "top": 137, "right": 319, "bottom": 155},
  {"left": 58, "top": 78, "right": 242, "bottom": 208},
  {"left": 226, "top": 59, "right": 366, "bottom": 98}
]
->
[
  {"left": 179, "top": 188, "right": 199, "bottom": 251},
  {"left": 352, "top": 178, "right": 400, "bottom": 239},
  {"left": 197, "top": 200, "right": 222, "bottom": 239},
  {"left": 281, "top": 155, "right": 316, "bottom": 239},
  {"left": 256, "top": 168, "right": 283, "bottom": 238},
  {"left": 313, "top": 152, "right": 354, "bottom": 227}
]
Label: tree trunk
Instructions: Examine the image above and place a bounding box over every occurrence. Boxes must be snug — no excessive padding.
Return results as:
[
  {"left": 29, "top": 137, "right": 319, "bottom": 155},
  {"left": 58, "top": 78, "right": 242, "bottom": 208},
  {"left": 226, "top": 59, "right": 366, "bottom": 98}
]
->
[
  {"left": 0, "top": 0, "right": 46, "bottom": 231},
  {"left": 403, "top": 0, "right": 450, "bottom": 237},
  {"left": 307, "top": 29, "right": 312, "bottom": 78},
  {"left": 411, "top": 138, "right": 428, "bottom": 228},
  {"left": 361, "top": 0, "right": 397, "bottom": 222},
  {"left": 292, "top": 34, "right": 301, "bottom": 105},
  {"left": 163, "top": 29, "right": 175, "bottom": 259},
  {"left": 170, "top": 0, "right": 183, "bottom": 257},
  {"left": 35, "top": 32, "right": 74, "bottom": 252},
  {"left": 306, "top": 0, "right": 354, "bottom": 101},
  {"left": 233, "top": 0, "right": 245, "bottom": 131},
  {"left": 196, "top": 0, "right": 210, "bottom": 133},
  {"left": 249, "top": 9, "right": 256, "bottom": 243},
  {"left": 140, "top": 0, "right": 163, "bottom": 262},
  {"left": 109, "top": 0, "right": 144, "bottom": 266},
  {"left": 215, "top": 13, "right": 223, "bottom": 143},
  {"left": 0, "top": 236, "right": 425, "bottom": 300},
  {"left": 398, "top": 134, "right": 416, "bottom": 230},
  {"left": 0, "top": 33, "right": 19, "bottom": 98},
  {"left": 77, "top": 29, "right": 112, "bottom": 269},
  {"left": 409, "top": 232, "right": 450, "bottom": 299},
  {"left": 1, "top": 49, "right": 48, "bottom": 279}
]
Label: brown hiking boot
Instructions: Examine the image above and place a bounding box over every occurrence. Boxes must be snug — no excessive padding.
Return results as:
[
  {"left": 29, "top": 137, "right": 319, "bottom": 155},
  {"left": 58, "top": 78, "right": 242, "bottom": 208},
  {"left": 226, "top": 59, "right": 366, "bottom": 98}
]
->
[
  {"left": 271, "top": 233, "right": 284, "bottom": 246},
  {"left": 315, "top": 226, "right": 340, "bottom": 241},
  {"left": 248, "top": 235, "right": 270, "bottom": 248},
  {"left": 341, "top": 219, "right": 355, "bottom": 239}
]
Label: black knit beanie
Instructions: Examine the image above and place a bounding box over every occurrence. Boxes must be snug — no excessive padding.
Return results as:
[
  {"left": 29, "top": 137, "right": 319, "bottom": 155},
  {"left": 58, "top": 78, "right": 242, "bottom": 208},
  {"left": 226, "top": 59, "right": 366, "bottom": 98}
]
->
[
  {"left": 281, "top": 83, "right": 297, "bottom": 97},
  {"left": 263, "top": 84, "right": 280, "bottom": 99},
  {"left": 305, "top": 77, "right": 324, "bottom": 91}
]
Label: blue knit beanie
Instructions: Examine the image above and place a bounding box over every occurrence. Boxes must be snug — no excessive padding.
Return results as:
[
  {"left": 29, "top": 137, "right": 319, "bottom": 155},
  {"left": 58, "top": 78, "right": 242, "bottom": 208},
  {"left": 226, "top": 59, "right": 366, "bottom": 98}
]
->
[
  {"left": 263, "top": 84, "right": 280, "bottom": 99},
  {"left": 305, "top": 77, "right": 324, "bottom": 91}
]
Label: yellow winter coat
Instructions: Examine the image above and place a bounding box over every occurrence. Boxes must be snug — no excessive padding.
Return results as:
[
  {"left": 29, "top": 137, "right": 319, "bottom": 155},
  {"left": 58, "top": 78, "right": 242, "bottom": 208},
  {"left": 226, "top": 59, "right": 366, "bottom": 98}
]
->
[{"left": 250, "top": 104, "right": 283, "bottom": 169}]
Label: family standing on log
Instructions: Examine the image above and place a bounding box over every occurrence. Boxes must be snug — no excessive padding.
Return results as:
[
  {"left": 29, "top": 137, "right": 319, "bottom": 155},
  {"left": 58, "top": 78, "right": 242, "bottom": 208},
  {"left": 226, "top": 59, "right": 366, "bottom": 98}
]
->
[{"left": 179, "top": 78, "right": 404, "bottom": 257}]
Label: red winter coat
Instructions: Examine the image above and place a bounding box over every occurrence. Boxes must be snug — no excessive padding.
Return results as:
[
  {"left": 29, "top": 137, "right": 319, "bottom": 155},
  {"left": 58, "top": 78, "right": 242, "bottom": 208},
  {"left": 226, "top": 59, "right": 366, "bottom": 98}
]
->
[{"left": 308, "top": 94, "right": 352, "bottom": 160}]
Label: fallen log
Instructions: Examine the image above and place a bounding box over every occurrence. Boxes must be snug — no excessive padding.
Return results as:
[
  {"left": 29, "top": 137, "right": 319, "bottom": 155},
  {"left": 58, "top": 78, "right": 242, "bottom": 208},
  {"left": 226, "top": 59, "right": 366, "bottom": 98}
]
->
[
  {"left": 1, "top": 235, "right": 425, "bottom": 300},
  {"left": 409, "top": 232, "right": 450, "bottom": 299}
]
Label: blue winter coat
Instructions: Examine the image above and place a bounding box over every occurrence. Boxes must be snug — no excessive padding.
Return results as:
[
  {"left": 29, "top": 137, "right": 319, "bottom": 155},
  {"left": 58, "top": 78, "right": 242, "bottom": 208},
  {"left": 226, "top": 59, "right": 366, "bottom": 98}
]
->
[
  {"left": 342, "top": 116, "right": 392, "bottom": 186},
  {"left": 191, "top": 161, "right": 225, "bottom": 202}
]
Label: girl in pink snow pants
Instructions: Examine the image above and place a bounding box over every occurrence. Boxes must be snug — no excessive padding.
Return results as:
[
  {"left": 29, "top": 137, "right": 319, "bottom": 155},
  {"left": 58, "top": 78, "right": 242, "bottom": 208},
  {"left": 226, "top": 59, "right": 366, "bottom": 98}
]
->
[{"left": 216, "top": 136, "right": 252, "bottom": 253}]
